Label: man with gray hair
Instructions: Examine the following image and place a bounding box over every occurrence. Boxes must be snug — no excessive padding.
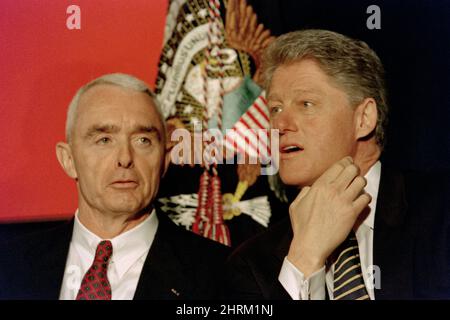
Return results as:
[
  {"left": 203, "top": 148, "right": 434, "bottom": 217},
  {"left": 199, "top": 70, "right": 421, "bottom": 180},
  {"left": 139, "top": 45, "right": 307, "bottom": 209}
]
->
[
  {"left": 0, "top": 73, "right": 229, "bottom": 300},
  {"left": 226, "top": 30, "right": 449, "bottom": 300}
]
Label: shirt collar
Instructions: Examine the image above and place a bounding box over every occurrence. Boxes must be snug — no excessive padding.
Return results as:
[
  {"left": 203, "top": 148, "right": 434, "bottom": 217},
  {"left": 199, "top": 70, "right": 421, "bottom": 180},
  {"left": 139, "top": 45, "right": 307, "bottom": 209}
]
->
[
  {"left": 72, "top": 209, "right": 158, "bottom": 279},
  {"left": 360, "top": 160, "right": 381, "bottom": 230}
]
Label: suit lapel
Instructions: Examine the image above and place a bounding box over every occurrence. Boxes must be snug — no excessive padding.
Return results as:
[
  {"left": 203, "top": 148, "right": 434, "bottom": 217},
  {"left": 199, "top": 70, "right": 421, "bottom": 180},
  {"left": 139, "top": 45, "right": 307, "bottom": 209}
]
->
[
  {"left": 373, "top": 167, "right": 414, "bottom": 299},
  {"left": 30, "top": 220, "right": 73, "bottom": 299},
  {"left": 133, "top": 212, "right": 189, "bottom": 300}
]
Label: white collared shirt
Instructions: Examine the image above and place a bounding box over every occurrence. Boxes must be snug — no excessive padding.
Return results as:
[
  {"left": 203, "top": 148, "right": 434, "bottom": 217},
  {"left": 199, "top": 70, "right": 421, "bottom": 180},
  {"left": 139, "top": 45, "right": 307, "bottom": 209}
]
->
[
  {"left": 279, "top": 161, "right": 381, "bottom": 300},
  {"left": 59, "top": 209, "right": 158, "bottom": 300}
]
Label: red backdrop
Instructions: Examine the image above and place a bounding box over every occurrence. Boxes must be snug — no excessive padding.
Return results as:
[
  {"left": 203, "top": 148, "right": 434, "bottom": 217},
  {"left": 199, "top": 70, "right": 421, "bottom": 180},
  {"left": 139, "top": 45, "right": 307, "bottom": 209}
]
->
[{"left": 0, "top": 0, "right": 167, "bottom": 222}]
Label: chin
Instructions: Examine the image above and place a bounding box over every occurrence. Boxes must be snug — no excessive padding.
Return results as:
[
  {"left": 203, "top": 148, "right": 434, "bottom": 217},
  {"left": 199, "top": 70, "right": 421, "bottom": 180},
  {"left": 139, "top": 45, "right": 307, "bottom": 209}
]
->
[
  {"left": 279, "top": 166, "right": 318, "bottom": 187},
  {"left": 279, "top": 172, "right": 305, "bottom": 187},
  {"left": 106, "top": 198, "right": 143, "bottom": 214}
]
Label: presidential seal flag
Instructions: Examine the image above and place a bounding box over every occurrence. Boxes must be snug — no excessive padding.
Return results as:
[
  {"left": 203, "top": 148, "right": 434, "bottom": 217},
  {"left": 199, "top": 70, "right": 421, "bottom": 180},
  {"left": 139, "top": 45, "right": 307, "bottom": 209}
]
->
[{"left": 154, "top": 0, "right": 283, "bottom": 247}]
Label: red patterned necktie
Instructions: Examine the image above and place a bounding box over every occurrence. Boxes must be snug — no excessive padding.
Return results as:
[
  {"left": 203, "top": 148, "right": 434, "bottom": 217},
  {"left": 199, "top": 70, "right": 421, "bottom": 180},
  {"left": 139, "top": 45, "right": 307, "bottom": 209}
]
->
[{"left": 76, "top": 240, "right": 113, "bottom": 300}]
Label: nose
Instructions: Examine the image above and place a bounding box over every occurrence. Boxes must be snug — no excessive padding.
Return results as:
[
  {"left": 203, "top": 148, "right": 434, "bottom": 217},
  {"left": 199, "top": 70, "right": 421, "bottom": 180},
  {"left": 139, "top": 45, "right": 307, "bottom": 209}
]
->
[
  {"left": 271, "top": 106, "right": 297, "bottom": 135},
  {"left": 117, "top": 142, "right": 134, "bottom": 169}
]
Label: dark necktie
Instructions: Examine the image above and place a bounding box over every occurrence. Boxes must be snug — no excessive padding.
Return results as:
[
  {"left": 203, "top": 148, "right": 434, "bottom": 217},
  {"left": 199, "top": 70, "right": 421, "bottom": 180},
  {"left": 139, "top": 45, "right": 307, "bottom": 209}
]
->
[
  {"left": 332, "top": 232, "right": 370, "bottom": 300},
  {"left": 76, "top": 240, "right": 113, "bottom": 300}
]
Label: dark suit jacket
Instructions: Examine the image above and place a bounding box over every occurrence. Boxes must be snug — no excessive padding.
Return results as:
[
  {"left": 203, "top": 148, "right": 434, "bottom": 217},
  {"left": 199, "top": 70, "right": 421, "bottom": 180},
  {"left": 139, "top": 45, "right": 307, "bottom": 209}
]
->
[
  {"left": 225, "top": 167, "right": 450, "bottom": 299},
  {"left": 0, "top": 210, "right": 230, "bottom": 300}
]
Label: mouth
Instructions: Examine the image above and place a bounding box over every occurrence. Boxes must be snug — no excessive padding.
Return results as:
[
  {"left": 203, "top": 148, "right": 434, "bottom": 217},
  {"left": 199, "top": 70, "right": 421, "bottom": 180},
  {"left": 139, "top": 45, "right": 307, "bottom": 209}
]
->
[
  {"left": 280, "top": 144, "right": 303, "bottom": 153},
  {"left": 279, "top": 144, "right": 304, "bottom": 159},
  {"left": 110, "top": 180, "right": 138, "bottom": 189}
]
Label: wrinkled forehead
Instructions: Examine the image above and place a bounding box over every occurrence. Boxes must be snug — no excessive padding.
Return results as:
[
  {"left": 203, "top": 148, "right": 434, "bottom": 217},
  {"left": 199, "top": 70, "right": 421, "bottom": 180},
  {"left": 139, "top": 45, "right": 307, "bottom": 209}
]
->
[
  {"left": 74, "top": 84, "right": 165, "bottom": 135},
  {"left": 267, "top": 58, "right": 353, "bottom": 101}
]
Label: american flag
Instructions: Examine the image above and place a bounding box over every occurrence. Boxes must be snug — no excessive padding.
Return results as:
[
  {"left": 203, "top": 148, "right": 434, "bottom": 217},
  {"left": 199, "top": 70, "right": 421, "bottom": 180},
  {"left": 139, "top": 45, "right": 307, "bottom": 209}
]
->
[{"left": 224, "top": 93, "right": 272, "bottom": 162}]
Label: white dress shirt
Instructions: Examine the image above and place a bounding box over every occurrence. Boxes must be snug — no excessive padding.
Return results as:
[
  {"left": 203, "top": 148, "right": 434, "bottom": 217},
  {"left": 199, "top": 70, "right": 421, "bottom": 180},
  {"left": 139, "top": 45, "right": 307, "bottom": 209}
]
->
[
  {"left": 279, "top": 161, "right": 381, "bottom": 300},
  {"left": 59, "top": 209, "right": 158, "bottom": 300}
]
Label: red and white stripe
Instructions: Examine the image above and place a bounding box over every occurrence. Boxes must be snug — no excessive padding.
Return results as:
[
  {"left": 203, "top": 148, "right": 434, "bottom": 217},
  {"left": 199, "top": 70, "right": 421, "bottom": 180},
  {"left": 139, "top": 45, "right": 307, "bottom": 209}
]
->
[{"left": 224, "top": 94, "right": 272, "bottom": 162}]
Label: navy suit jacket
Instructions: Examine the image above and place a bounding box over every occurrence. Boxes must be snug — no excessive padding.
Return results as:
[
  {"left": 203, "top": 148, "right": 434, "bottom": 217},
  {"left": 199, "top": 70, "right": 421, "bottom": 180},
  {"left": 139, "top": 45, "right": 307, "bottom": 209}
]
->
[
  {"left": 0, "top": 210, "right": 230, "bottom": 300},
  {"left": 225, "top": 167, "right": 450, "bottom": 299}
]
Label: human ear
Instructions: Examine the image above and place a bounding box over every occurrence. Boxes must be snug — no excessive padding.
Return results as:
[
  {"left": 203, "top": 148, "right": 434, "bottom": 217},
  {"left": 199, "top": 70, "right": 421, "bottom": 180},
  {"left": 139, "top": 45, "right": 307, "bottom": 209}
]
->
[
  {"left": 355, "top": 98, "right": 378, "bottom": 140},
  {"left": 56, "top": 142, "right": 78, "bottom": 180}
]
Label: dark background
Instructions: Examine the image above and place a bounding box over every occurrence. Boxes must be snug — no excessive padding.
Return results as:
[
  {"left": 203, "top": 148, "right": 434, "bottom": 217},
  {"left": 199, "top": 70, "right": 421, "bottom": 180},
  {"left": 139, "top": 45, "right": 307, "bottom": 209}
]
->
[
  {"left": 1, "top": 0, "right": 449, "bottom": 243},
  {"left": 249, "top": 0, "right": 450, "bottom": 172}
]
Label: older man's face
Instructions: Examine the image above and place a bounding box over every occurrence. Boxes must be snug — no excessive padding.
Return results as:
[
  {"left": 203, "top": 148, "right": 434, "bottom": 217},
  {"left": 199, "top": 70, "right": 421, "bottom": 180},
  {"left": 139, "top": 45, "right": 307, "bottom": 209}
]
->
[
  {"left": 69, "top": 84, "right": 165, "bottom": 216},
  {"left": 268, "top": 59, "right": 359, "bottom": 187}
]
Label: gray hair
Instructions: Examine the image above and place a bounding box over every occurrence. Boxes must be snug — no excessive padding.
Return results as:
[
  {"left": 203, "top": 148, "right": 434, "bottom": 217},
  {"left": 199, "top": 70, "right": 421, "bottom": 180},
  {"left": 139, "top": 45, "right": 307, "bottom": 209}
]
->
[
  {"left": 263, "top": 29, "right": 388, "bottom": 149},
  {"left": 65, "top": 73, "right": 166, "bottom": 142}
]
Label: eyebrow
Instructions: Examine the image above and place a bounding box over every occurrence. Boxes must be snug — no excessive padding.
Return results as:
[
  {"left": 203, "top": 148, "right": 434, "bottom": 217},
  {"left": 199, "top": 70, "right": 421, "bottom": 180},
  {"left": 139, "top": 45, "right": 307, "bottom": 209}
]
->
[
  {"left": 84, "top": 124, "right": 162, "bottom": 141},
  {"left": 135, "top": 125, "right": 162, "bottom": 141}
]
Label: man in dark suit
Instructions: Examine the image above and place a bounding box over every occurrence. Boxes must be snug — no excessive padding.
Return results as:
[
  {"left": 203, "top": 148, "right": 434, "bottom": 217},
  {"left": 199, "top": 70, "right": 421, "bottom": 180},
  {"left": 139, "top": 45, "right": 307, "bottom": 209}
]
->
[
  {"left": 0, "top": 73, "right": 229, "bottom": 299},
  {"left": 225, "top": 30, "right": 449, "bottom": 300}
]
